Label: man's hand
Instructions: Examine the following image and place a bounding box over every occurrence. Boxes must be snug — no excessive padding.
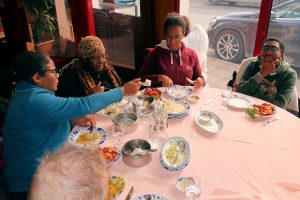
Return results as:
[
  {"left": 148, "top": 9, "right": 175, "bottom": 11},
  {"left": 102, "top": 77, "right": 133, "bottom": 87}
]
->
[
  {"left": 121, "top": 78, "right": 142, "bottom": 96},
  {"left": 159, "top": 75, "right": 173, "bottom": 88},
  {"left": 92, "top": 82, "right": 105, "bottom": 94},
  {"left": 194, "top": 77, "right": 205, "bottom": 89},
  {"left": 260, "top": 59, "right": 280, "bottom": 78},
  {"left": 71, "top": 114, "right": 96, "bottom": 127}
]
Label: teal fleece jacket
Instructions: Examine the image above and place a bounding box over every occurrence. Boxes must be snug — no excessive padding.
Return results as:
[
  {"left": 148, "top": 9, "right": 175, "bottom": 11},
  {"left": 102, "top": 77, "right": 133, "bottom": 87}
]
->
[
  {"left": 2, "top": 81, "right": 122, "bottom": 192},
  {"left": 237, "top": 58, "right": 297, "bottom": 109}
]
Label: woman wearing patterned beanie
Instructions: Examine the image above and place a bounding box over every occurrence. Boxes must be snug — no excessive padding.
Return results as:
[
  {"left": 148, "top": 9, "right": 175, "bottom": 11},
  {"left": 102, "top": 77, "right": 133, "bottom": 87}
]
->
[{"left": 56, "top": 35, "right": 122, "bottom": 97}]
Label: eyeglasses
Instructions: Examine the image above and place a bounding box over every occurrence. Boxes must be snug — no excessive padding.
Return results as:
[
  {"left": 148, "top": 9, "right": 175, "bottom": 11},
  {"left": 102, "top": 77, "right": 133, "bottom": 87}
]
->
[
  {"left": 89, "top": 55, "right": 106, "bottom": 62},
  {"left": 165, "top": 35, "right": 183, "bottom": 42},
  {"left": 39, "top": 68, "right": 59, "bottom": 75},
  {"left": 261, "top": 45, "right": 281, "bottom": 53}
]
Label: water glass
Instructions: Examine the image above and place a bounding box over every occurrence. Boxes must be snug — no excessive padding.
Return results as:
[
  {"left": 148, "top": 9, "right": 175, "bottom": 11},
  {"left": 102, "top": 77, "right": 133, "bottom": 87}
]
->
[
  {"left": 112, "top": 122, "right": 124, "bottom": 148},
  {"left": 184, "top": 176, "right": 201, "bottom": 200},
  {"left": 147, "top": 123, "right": 168, "bottom": 150},
  {"left": 135, "top": 104, "right": 146, "bottom": 115},
  {"left": 150, "top": 111, "right": 168, "bottom": 127}
]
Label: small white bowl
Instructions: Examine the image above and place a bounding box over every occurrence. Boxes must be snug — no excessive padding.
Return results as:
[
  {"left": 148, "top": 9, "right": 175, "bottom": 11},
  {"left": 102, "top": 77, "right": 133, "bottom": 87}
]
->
[
  {"left": 187, "top": 95, "right": 200, "bottom": 103},
  {"left": 198, "top": 113, "right": 212, "bottom": 124}
]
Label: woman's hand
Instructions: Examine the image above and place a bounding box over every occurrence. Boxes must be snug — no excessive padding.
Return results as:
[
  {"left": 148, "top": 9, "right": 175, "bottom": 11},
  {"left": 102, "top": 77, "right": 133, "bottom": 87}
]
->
[
  {"left": 121, "top": 78, "right": 142, "bottom": 96},
  {"left": 194, "top": 77, "right": 205, "bottom": 89},
  {"left": 92, "top": 82, "right": 105, "bottom": 94},
  {"left": 159, "top": 75, "right": 173, "bottom": 88},
  {"left": 71, "top": 114, "right": 96, "bottom": 127}
]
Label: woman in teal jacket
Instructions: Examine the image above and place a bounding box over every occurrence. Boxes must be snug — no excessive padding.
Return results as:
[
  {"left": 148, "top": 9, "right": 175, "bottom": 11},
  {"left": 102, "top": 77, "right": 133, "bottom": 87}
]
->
[{"left": 2, "top": 51, "right": 141, "bottom": 200}]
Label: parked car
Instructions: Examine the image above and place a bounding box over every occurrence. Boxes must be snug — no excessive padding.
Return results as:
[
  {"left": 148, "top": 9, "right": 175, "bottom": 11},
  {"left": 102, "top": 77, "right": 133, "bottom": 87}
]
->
[
  {"left": 208, "top": 0, "right": 261, "bottom": 6},
  {"left": 208, "top": 0, "right": 290, "bottom": 6},
  {"left": 207, "top": 0, "right": 300, "bottom": 67}
]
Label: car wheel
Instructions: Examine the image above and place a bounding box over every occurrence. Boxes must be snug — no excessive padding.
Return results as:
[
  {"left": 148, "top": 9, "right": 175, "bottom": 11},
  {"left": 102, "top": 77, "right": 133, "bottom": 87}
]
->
[{"left": 214, "top": 30, "right": 244, "bottom": 63}]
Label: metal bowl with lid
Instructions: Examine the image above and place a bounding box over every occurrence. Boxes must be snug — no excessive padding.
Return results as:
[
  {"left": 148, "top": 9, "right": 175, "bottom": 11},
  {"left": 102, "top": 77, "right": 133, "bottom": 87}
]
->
[
  {"left": 112, "top": 112, "right": 138, "bottom": 134},
  {"left": 121, "top": 139, "right": 156, "bottom": 167}
]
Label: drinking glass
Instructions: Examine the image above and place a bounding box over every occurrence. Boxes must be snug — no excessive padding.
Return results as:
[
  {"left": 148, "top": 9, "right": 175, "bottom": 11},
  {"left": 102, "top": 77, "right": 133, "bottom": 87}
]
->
[
  {"left": 135, "top": 104, "right": 146, "bottom": 115},
  {"left": 147, "top": 111, "right": 169, "bottom": 149},
  {"left": 184, "top": 176, "right": 201, "bottom": 200},
  {"left": 112, "top": 122, "right": 124, "bottom": 148}
]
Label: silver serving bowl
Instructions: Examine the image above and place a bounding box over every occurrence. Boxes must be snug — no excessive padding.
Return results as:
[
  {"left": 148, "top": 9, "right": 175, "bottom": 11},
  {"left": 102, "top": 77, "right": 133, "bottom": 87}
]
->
[
  {"left": 132, "top": 95, "right": 155, "bottom": 113},
  {"left": 121, "top": 139, "right": 155, "bottom": 167},
  {"left": 112, "top": 112, "right": 138, "bottom": 134}
]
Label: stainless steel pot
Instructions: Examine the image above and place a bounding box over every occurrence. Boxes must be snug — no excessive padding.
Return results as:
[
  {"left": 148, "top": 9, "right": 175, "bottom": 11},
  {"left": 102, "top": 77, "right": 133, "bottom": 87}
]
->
[
  {"left": 121, "top": 139, "right": 155, "bottom": 167},
  {"left": 132, "top": 95, "right": 155, "bottom": 113},
  {"left": 112, "top": 112, "right": 138, "bottom": 134}
]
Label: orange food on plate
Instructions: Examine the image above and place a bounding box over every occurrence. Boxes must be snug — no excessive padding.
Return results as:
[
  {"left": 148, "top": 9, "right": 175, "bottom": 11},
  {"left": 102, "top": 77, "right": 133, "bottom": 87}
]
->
[
  {"left": 143, "top": 88, "right": 161, "bottom": 100},
  {"left": 253, "top": 103, "right": 275, "bottom": 116},
  {"left": 98, "top": 147, "right": 118, "bottom": 161}
]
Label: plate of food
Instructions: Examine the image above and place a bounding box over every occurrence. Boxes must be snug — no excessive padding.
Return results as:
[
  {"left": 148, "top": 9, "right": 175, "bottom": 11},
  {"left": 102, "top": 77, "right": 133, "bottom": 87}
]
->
[
  {"left": 194, "top": 111, "right": 223, "bottom": 134},
  {"left": 246, "top": 103, "right": 276, "bottom": 119},
  {"left": 135, "top": 194, "right": 168, "bottom": 200},
  {"left": 143, "top": 88, "right": 162, "bottom": 100},
  {"left": 68, "top": 127, "right": 106, "bottom": 145},
  {"left": 98, "top": 146, "right": 121, "bottom": 165},
  {"left": 97, "top": 105, "right": 125, "bottom": 117},
  {"left": 165, "top": 85, "right": 193, "bottom": 99},
  {"left": 113, "top": 99, "right": 129, "bottom": 107},
  {"left": 162, "top": 99, "right": 190, "bottom": 119},
  {"left": 105, "top": 176, "right": 125, "bottom": 200},
  {"left": 160, "top": 136, "right": 190, "bottom": 171},
  {"left": 226, "top": 94, "right": 253, "bottom": 110}
]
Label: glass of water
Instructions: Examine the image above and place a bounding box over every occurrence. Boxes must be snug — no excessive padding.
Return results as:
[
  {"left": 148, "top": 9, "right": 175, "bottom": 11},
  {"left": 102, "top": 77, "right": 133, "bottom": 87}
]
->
[
  {"left": 184, "top": 176, "right": 201, "bottom": 200},
  {"left": 112, "top": 122, "right": 124, "bottom": 148}
]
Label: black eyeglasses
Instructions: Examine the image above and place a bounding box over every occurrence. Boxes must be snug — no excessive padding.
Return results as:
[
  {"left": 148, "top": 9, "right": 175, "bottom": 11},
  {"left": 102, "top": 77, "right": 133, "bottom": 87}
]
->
[
  {"left": 261, "top": 46, "right": 281, "bottom": 53},
  {"left": 165, "top": 34, "right": 183, "bottom": 42}
]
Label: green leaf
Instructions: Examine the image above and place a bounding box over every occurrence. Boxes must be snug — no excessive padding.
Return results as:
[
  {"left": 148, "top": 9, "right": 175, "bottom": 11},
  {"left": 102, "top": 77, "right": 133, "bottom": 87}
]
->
[{"left": 246, "top": 107, "right": 257, "bottom": 119}]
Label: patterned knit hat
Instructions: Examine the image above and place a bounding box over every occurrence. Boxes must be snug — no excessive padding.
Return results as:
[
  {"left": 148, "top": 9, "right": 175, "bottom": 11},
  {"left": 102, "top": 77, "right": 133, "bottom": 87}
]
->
[{"left": 78, "top": 36, "right": 105, "bottom": 58}]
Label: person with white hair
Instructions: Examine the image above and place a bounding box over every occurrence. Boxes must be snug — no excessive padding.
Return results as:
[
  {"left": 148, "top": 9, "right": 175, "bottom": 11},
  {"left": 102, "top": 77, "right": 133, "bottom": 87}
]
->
[
  {"left": 29, "top": 144, "right": 109, "bottom": 200},
  {"left": 182, "top": 24, "right": 209, "bottom": 81}
]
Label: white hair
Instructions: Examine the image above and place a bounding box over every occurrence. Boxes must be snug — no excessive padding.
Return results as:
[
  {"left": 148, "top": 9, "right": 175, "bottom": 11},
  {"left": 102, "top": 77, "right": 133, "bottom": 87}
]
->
[
  {"left": 183, "top": 24, "right": 209, "bottom": 81},
  {"left": 29, "top": 144, "right": 108, "bottom": 200}
]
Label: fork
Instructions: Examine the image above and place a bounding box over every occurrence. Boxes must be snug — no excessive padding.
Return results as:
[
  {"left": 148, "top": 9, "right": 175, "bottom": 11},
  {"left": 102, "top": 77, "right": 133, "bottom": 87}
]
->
[
  {"left": 88, "top": 125, "right": 93, "bottom": 134},
  {"left": 263, "top": 116, "right": 281, "bottom": 125}
]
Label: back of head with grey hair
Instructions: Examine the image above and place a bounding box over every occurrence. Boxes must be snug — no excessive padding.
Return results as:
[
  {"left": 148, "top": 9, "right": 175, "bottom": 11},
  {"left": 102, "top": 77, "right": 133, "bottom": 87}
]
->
[{"left": 29, "top": 144, "right": 108, "bottom": 200}]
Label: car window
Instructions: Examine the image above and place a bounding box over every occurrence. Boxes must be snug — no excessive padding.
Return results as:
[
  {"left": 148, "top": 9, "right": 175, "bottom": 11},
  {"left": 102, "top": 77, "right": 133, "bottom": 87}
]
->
[{"left": 275, "top": 1, "right": 300, "bottom": 18}]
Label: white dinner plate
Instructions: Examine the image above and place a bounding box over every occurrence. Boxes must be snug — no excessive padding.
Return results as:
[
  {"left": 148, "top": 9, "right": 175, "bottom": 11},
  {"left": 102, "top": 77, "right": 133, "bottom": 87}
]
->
[
  {"left": 162, "top": 99, "right": 190, "bottom": 119},
  {"left": 165, "top": 85, "right": 193, "bottom": 99},
  {"left": 226, "top": 94, "right": 253, "bottom": 110},
  {"left": 194, "top": 111, "right": 223, "bottom": 134},
  {"left": 97, "top": 105, "right": 125, "bottom": 117},
  {"left": 135, "top": 194, "right": 168, "bottom": 200},
  {"left": 68, "top": 127, "right": 107, "bottom": 145},
  {"left": 160, "top": 136, "right": 191, "bottom": 171},
  {"left": 108, "top": 176, "right": 125, "bottom": 199},
  {"left": 98, "top": 147, "right": 122, "bottom": 165}
]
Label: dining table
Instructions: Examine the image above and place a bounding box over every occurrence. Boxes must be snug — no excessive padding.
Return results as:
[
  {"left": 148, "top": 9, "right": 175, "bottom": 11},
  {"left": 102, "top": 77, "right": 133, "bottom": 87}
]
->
[{"left": 71, "top": 86, "right": 300, "bottom": 200}]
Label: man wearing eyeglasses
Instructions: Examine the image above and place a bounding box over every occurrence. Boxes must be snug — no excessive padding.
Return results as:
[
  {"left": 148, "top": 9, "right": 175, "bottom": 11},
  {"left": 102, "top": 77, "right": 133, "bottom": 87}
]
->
[{"left": 237, "top": 38, "right": 297, "bottom": 109}]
